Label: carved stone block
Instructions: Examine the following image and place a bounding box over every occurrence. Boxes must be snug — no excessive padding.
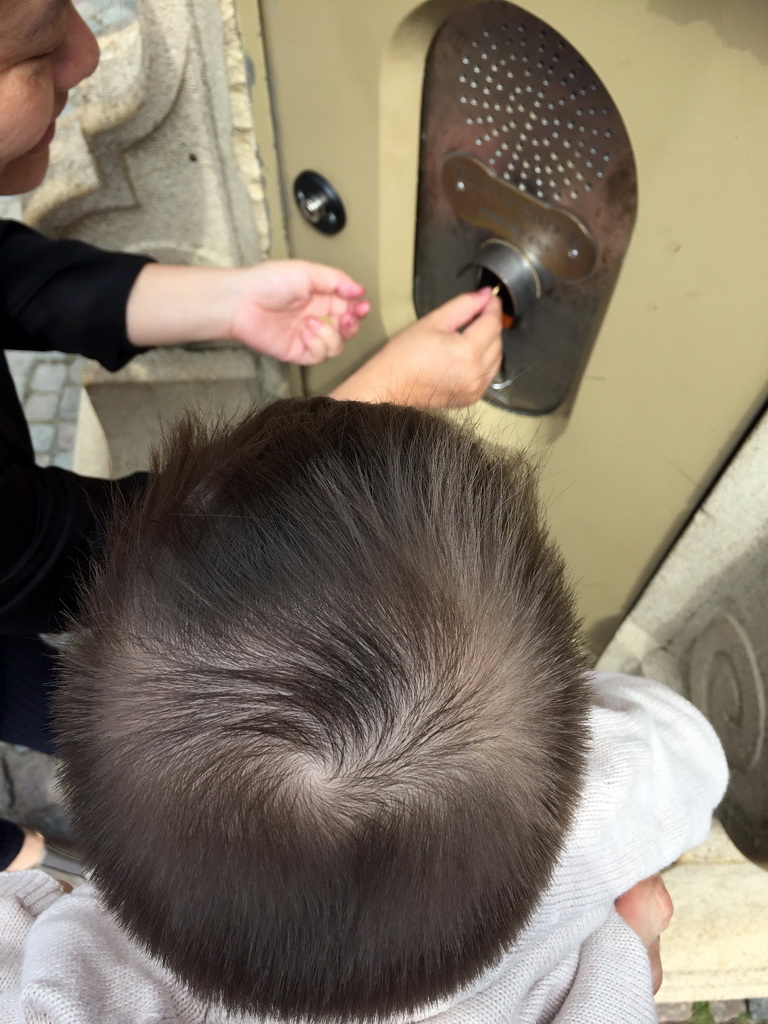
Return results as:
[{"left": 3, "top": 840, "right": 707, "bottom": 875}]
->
[{"left": 599, "top": 411, "right": 768, "bottom": 863}]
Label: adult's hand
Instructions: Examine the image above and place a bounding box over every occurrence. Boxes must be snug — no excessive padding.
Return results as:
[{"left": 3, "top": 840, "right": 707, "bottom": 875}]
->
[
  {"left": 126, "top": 261, "right": 369, "bottom": 363},
  {"left": 228, "top": 260, "right": 370, "bottom": 363}
]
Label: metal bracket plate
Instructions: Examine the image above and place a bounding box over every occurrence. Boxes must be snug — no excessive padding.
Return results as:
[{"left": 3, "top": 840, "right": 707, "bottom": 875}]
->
[{"left": 443, "top": 154, "right": 596, "bottom": 280}]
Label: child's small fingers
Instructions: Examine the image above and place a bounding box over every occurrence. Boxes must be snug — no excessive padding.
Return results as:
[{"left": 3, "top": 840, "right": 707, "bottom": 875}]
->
[
  {"left": 483, "top": 353, "right": 503, "bottom": 382},
  {"left": 488, "top": 333, "right": 503, "bottom": 371},
  {"left": 476, "top": 294, "right": 503, "bottom": 331},
  {"left": 432, "top": 288, "right": 495, "bottom": 333},
  {"left": 462, "top": 301, "right": 503, "bottom": 353},
  {"left": 481, "top": 318, "right": 503, "bottom": 356}
]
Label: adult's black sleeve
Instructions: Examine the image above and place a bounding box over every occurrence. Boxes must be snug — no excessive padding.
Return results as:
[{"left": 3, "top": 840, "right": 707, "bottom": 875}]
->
[
  {"left": 0, "top": 457, "right": 147, "bottom": 636},
  {"left": 0, "top": 219, "right": 151, "bottom": 368},
  {"left": 0, "top": 219, "right": 153, "bottom": 633}
]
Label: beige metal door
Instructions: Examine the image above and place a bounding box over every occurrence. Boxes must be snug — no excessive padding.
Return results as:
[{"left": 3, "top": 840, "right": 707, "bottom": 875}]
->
[{"left": 239, "top": 0, "right": 768, "bottom": 654}]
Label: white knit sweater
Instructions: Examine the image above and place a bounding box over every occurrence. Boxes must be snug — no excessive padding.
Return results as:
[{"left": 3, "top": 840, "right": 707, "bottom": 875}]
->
[{"left": 0, "top": 673, "right": 728, "bottom": 1024}]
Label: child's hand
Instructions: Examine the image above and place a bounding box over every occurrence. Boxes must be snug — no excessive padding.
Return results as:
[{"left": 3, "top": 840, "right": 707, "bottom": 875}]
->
[
  {"left": 228, "top": 260, "right": 370, "bottom": 364},
  {"left": 330, "top": 288, "right": 502, "bottom": 408},
  {"left": 615, "top": 873, "right": 674, "bottom": 994}
]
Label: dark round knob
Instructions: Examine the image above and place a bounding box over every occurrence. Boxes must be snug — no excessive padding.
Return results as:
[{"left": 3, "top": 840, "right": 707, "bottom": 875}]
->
[{"left": 293, "top": 171, "right": 346, "bottom": 235}]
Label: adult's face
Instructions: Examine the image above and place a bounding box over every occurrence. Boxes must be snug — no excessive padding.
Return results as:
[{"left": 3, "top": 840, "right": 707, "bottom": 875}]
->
[{"left": 0, "top": 0, "right": 99, "bottom": 195}]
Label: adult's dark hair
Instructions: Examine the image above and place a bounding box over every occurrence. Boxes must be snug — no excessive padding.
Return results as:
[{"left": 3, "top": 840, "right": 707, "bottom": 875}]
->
[{"left": 55, "top": 397, "right": 589, "bottom": 1022}]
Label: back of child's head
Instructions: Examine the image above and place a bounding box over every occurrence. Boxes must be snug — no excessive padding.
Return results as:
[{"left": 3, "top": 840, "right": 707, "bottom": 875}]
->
[{"left": 56, "top": 397, "right": 589, "bottom": 1023}]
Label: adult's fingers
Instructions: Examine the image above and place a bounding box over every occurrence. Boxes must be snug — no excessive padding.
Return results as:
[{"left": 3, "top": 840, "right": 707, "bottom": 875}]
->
[
  {"left": 299, "top": 318, "right": 345, "bottom": 363},
  {"left": 339, "top": 311, "right": 361, "bottom": 340},
  {"left": 335, "top": 300, "right": 371, "bottom": 339},
  {"left": 302, "top": 261, "right": 367, "bottom": 299}
]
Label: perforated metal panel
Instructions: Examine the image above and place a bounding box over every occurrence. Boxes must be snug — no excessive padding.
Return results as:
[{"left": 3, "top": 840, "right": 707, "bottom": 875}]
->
[
  {"left": 459, "top": 23, "right": 618, "bottom": 203},
  {"left": 415, "top": 2, "right": 637, "bottom": 414}
]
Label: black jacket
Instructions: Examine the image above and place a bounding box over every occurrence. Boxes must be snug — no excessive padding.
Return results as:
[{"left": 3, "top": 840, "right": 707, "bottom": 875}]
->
[{"left": 0, "top": 219, "right": 151, "bottom": 635}]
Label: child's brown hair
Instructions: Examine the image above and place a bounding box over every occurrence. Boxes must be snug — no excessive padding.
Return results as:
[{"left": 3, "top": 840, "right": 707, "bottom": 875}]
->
[{"left": 55, "top": 397, "right": 589, "bottom": 1022}]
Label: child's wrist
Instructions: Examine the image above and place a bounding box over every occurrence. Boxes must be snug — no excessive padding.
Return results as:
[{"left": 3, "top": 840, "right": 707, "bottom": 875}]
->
[{"left": 330, "top": 361, "right": 424, "bottom": 407}]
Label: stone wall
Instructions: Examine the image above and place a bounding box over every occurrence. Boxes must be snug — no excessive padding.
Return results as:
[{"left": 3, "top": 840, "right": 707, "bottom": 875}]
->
[
  {"left": 599, "top": 410, "right": 768, "bottom": 868},
  {"left": 25, "top": 0, "right": 271, "bottom": 268}
]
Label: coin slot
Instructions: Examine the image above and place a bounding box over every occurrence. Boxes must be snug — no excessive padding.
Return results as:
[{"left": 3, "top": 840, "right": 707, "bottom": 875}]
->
[
  {"left": 477, "top": 269, "right": 517, "bottom": 329},
  {"left": 471, "top": 238, "right": 540, "bottom": 331}
]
